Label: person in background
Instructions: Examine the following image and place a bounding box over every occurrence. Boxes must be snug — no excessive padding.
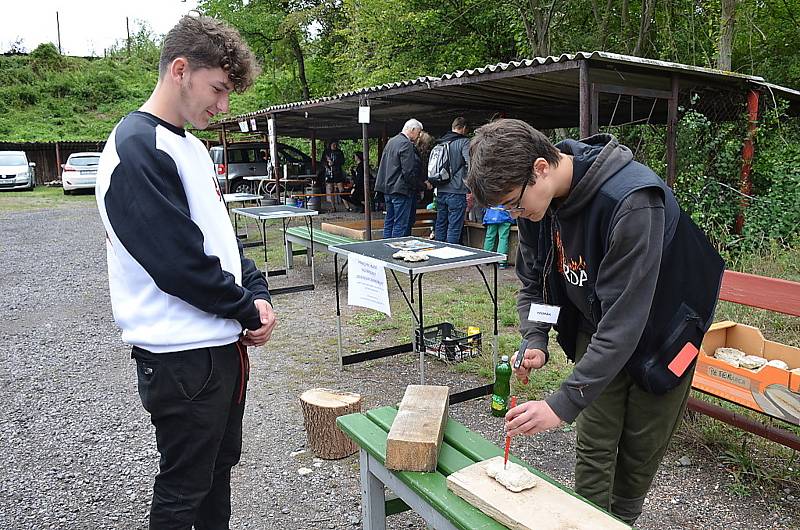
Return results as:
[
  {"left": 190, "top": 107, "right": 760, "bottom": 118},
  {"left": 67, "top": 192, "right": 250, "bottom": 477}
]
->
[
  {"left": 324, "top": 140, "right": 346, "bottom": 210},
  {"left": 95, "top": 15, "right": 277, "bottom": 528},
  {"left": 432, "top": 117, "right": 470, "bottom": 243},
  {"left": 375, "top": 118, "right": 423, "bottom": 238},
  {"left": 343, "top": 151, "right": 374, "bottom": 212},
  {"left": 408, "top": 131, "right": 436, "bottom": 235},
  {"left": 482, "top": 205, "right": 514, "bottom": 269},
  {"left": 466, "top": 118, "right": 724, "bottom": 526}
]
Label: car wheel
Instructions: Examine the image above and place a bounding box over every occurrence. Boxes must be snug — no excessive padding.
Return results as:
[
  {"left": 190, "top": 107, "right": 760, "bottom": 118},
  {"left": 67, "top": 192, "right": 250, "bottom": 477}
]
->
[
  {"left": 63, "top": 189, "right": 72, "bottom": 195},
  {"left": 231, "top": 180, "right": 252, "bottom": 194}
]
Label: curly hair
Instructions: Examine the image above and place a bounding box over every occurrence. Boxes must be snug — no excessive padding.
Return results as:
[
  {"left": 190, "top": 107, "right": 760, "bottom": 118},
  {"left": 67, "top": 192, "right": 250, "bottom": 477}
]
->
[{"left": 159, "top": 15, "right": 260, "bottom": 93}]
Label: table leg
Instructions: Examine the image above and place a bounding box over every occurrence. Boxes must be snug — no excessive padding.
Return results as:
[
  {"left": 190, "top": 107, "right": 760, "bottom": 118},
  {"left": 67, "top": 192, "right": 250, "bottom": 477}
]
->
[
  {"left": 335, "top": 253, "right": 343, "bottom": 369},
  {"left": 261, "top": 219, "right": 268, "bottom": 272},
  {"left": 359, "top": 449, "right": 386, "bottom": 530},
  {"left": 309, "top": 216, "right": 316, "bottom": 285},
  {"left": 282, "top": 218, "right": 290, "bottom": 273},
  {"left": 417, "top": 273, "right": 425, "bottom": 385},
  {"left": 493, "top": 262, "right": 498, "bottom": 368}
]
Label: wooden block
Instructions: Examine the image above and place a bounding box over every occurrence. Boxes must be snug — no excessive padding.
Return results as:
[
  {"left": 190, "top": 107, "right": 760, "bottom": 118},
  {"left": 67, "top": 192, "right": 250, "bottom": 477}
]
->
[
  {"left": 447, "top": 456, "right": 629, "bottom": 530},
  {"left": 385, "top": 385, "right": 449, "bottom": 472}
]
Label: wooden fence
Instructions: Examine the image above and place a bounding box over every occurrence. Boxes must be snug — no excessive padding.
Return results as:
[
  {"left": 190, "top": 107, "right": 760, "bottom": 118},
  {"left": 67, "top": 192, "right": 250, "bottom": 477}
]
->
[{"left": 0, "top": 141, "right": 106, "bottom": 184}]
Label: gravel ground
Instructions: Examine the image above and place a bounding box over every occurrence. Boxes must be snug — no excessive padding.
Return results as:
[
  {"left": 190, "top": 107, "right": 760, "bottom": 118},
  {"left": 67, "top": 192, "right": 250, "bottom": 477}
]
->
[{"left": 1, "top": 200, "right": 798, "bottom": 529}]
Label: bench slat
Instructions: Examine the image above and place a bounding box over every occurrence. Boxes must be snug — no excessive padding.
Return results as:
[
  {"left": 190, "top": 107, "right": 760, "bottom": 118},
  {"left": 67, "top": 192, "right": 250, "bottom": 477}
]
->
[
  {"left": 338, "top": 410, "right": 504, "bottom": 530},
  {"left": 719, "top": 270, "right": 800, "bottom": 316},
  {"left": 285, "top": 225, "right": 358, "bottom": 246}
]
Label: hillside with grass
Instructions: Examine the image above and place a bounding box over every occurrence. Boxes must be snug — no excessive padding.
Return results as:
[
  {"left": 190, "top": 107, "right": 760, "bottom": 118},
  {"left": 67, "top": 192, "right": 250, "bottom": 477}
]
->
[{"left": 0, "top": 40, "right": 272, "bottom": 142}]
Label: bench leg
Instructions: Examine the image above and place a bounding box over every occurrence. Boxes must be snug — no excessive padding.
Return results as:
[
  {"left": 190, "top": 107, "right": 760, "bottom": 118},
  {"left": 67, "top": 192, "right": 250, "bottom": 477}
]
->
[
  {"left": 286, "top": 241, "right": 294, "bottom": 270},
  {"left": 360, "top": 449, "right": 387, "bottom": 530},
  {"left": 360, "top": 451, "right": 460, "bottom": 530}
]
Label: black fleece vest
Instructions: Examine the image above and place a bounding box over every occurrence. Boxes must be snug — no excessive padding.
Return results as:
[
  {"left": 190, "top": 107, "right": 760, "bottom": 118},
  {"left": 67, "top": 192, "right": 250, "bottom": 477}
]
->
[{"left": 538, "top": 161, "right": 724, "bottom": 394}]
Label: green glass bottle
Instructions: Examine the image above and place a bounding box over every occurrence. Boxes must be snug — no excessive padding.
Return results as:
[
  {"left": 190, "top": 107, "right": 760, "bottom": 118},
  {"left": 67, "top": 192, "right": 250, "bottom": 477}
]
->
[{"left": 491, "top": 355, "right": 512, "bottom": 417}]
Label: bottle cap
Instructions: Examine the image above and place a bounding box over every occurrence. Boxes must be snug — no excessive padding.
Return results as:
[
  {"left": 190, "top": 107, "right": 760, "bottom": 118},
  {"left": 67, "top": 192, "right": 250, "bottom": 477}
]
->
[{"left": 500, "top": 355, "right": 509, "bottom": 363}]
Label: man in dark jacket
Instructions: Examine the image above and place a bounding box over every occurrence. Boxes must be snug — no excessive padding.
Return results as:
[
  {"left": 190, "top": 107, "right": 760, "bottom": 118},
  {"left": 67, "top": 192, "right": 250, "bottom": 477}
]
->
[
  {"left": 375, "top": 119, "right": 423, "bottom": 238},
  {"left": 431, "top": 117, "right": 470, "bottom": 243},
  {"left": 466, "top": 119, "right": 724, "bottom": 526}
]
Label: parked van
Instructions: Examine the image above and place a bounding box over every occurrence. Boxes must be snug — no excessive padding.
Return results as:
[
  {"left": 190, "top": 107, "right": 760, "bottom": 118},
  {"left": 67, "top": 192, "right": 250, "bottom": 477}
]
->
[
  {"left": 208, "top": 142, "right": 313, "bottom": 194},
  {"left": 0, "top": 151, "right": 36, "bottom": 191}
]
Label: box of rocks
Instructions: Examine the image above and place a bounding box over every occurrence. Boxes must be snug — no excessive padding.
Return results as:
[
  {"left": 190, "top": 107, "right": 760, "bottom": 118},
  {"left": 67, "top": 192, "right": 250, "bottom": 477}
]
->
[{"left": 693, "top": 320, "right": 800, "bottom": 425}]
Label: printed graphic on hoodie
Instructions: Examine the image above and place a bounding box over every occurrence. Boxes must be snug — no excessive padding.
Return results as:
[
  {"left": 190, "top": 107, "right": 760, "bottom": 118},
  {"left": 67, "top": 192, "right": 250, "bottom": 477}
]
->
[{"left": 554, "top": 228, "right": 588, "bottom": 287}]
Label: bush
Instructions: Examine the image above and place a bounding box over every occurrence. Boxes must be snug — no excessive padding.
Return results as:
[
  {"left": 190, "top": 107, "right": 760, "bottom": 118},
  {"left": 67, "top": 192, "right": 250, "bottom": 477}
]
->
[{"left": 29, "top": 43, "right": 63, "bottom": 73}]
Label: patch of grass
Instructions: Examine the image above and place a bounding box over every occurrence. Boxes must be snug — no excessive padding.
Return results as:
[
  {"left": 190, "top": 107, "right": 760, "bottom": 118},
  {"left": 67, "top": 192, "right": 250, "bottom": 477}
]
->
[{"left": 0, "top": 186, "right": 95, "bottom": 212}]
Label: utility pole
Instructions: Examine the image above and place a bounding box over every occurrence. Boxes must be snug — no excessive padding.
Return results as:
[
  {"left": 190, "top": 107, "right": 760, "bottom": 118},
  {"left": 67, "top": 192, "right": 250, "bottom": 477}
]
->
[
  {"left": 56, "top": 11, "right": 62, "bottom": 54},
  {"left": 126, "top": 17, "right": 131, "bottom": 56}
]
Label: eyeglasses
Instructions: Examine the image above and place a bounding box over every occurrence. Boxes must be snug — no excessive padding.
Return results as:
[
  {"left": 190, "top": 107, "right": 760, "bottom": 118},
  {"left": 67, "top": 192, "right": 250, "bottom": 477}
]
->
[{"left": 501, "top": 180, "right": 529, "bottom": 213}]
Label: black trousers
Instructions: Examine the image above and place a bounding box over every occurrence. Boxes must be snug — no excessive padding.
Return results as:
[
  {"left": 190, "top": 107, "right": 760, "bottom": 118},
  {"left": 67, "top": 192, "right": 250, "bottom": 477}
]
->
[{"left": 132, "top": 342, "right": 249, "bottom": 530}]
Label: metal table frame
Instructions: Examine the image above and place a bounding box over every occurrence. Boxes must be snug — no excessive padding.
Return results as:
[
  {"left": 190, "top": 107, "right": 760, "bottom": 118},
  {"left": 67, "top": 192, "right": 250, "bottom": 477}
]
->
[
  {"left": 329, "top": 237, "right": 505, "bottom": 405},
  {"left": 223, "top": 192, "right": 264, "bottom": 246},
  {"left": 231, "top": 205, "right": 319, "bottom": 295}
]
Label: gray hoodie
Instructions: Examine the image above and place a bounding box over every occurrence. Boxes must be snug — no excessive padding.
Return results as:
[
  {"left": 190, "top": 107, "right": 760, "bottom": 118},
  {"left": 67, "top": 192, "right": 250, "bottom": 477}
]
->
[{"left": 516, "top": 134, "right": 666, "bottom": 423}]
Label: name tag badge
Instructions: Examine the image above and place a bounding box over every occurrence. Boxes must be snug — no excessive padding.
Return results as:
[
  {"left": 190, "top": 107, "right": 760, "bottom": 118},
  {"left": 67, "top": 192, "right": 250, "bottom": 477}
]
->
[{"left": 528, "top": 303, "right": 561, "bottom": 324}]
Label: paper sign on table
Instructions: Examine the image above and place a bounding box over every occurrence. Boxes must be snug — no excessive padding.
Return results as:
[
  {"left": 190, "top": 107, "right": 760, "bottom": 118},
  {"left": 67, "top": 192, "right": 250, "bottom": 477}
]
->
[
  {"left": 347, "top": 254, "right": 391, "bottom": 316},
  {"left": 424, "top": 246, "right": 475, "bottom": 260}
]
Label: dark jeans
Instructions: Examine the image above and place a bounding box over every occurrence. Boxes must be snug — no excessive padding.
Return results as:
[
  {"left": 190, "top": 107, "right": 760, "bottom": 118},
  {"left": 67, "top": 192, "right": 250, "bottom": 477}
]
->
[
  {"left": 434, "top": 192, "right": 467, "bottom": 244},
  {"left": 132, "top": 342, "right": 249, "bottom": 530},
  {"left": 383, "top": 193, "right": 413, "bottom": 238}
]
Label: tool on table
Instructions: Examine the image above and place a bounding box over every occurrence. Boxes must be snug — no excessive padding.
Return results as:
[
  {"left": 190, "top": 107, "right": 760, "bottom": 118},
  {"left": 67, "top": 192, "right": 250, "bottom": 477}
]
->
[{"left": 503, "top": 396, "right": 517, "bottom": 469}]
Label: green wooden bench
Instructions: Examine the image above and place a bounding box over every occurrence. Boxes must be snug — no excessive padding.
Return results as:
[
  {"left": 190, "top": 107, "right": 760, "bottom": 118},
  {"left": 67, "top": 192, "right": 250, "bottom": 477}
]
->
[
  {"left": 284, "top": 225, "right": 359, "bottom": 268},
  {"left": 337, "top": 406, "right": 631, "bottom": 530}
]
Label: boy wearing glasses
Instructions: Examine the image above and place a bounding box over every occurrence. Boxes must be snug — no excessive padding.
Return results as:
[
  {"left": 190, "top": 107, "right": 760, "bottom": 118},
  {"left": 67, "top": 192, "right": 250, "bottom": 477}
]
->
[{"left": 466, "top": 119, "right": 723, "bottom": 525}]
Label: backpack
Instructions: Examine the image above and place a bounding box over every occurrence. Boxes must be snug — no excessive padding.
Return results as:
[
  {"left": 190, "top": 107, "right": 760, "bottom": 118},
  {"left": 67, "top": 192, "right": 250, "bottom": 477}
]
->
[{"left": 427, "top": 141, "right": 452, "bottom": 186}]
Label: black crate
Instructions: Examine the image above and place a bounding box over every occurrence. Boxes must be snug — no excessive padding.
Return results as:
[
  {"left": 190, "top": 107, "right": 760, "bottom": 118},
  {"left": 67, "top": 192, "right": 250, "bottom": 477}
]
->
[{"left": 415, "top": 322, "right": 482, "bottom": 362}]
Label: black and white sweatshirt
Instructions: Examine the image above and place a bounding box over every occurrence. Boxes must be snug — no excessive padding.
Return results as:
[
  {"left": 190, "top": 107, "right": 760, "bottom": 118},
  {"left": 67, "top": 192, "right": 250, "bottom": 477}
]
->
[{"left": 96, "top": 111, "right": 270, "bottom": 353}]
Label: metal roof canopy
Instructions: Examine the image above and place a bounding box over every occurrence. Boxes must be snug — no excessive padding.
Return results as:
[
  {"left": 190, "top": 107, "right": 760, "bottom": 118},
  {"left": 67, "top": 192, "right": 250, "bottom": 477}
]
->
[{"left": 210, "top": 51, "right": 800, "bottom": 140}]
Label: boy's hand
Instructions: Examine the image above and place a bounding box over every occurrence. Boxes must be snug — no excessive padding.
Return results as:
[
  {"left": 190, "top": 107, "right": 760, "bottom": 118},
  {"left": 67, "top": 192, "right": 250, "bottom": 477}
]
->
[
  {"left": 505, "top": 400, "right": 562, "bottom": 436},
  {"left": 509, "top": 348, "right": 546, "bottom": 385}
]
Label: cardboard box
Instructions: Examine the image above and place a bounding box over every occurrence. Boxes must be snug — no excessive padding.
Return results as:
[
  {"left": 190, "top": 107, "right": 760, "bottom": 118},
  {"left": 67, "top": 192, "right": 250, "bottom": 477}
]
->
[{"left": 693, "top": 321, "right": 800, "bottom": 425}]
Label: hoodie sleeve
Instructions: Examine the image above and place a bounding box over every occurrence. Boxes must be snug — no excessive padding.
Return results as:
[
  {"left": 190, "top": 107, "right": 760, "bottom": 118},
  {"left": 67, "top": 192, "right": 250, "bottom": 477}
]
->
[
  {"left": 545, "top": 188, "right": 665, "bottom": 422},
  {"left": 515, "top": 218, "right": 552, "bottom": 358},
  {"left": 105, "top": 131, "right": 263, "bottom": 331}
]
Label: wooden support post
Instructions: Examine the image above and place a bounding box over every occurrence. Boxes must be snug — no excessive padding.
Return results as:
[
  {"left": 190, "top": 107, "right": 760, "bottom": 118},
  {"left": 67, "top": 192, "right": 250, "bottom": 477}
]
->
[
  {"left": 362, "top": 122, "right": 372, "bottom": 240},
  {"left": 268, "top": 115, "right": 279, "bottom": 181},
  {"left": 666, "top": 75, "right": 680, "bottom": 188},
  {"left": 385, "top": 385, "right": 449, "bottom": 472},
  {"left": 300, "top": 388, "right": 362, "bottom": 459},
  {"left": 734, "top": 89, "right": 759, "bottom": 234},
  {"left": 579, "top": 61, "right": 591, "bottom": 139},
  {"left": 221, "top": 124, "right": 230, "bottom": 194},
  {"left": 55, "top": 142, "right": 62, "bottom": 182},
  {"left": 310, "top": 130, "right": 317, "bottom": 174}
]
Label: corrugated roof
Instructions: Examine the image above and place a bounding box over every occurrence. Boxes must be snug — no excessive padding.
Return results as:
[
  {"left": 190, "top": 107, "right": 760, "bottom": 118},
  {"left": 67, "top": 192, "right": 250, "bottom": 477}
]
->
[{"left": 210, "top": 51, "right": 799, "bottom": 138}]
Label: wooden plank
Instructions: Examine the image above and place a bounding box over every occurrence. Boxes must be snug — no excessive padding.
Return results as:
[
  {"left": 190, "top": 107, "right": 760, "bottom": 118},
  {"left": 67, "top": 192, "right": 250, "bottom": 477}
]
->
[
  {"left": 447, "top": 457, "right": 630, "bottom": 530},
  {"left": 321, "top": 219, "right": 432, "bottom": 240},
  {"left": 385, "top": 385, "right": 450, "bottom": 472},
  {"left": 719, "top": 270, "right": 800, "bottom": 316}
]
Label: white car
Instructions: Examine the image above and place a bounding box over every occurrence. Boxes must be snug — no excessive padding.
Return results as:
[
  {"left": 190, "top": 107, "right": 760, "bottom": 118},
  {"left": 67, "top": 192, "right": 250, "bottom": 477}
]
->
[
  {"left": 62, "top": 152, "right": 101, "bottom": 195},
  {"left": 0, "top": 151, "right": 36, "bottom": 191}
]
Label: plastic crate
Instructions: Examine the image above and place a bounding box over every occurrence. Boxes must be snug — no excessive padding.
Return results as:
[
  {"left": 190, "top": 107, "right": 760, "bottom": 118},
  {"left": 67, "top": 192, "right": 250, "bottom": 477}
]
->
[{"left": 415, "top": 322, "right": 482, "bottom": 362}]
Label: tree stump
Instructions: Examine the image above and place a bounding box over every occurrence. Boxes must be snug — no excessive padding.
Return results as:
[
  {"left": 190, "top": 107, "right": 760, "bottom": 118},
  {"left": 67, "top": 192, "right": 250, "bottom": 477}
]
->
[{"left": 300, "top": 388, "right": 362, "bottom": 459}]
